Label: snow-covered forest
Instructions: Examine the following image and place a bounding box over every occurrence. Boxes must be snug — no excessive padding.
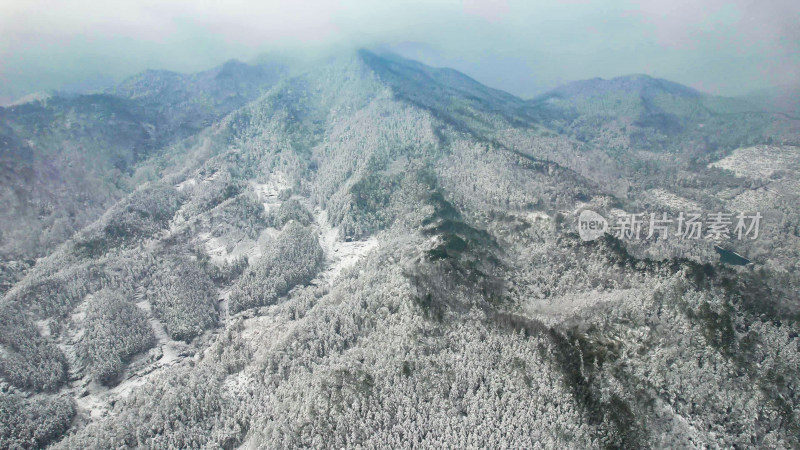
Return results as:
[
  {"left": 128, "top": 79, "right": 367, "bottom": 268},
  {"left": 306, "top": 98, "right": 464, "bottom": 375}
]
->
[{"left": 1, "top": 49, "right": 799, "bottom": 449}]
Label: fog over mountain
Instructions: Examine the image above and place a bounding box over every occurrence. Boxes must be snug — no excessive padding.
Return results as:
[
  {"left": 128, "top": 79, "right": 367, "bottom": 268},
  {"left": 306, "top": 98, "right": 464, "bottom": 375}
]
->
[
  {"left": 2, "top": 0, "right": 799, "bottom": 104},
  {"left": 2, "top": 2, "right": 800, "bottom": 449}
]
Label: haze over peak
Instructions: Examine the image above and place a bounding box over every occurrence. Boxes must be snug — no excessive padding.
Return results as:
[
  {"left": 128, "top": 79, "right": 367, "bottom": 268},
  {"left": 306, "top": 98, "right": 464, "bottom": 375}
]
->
[{"left": 2, "top": 0, "right": 799, "bottom": 104}]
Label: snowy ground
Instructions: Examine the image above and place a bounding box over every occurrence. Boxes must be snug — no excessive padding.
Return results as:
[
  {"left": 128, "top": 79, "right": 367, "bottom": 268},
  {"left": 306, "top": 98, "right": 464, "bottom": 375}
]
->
[
  {"left": 134, "top": 298, "right": 186, "bottom": 367},
  {"left": 725, "top": 187, "right": 779, "bottom": 213},
  {"left": 251, "top": 173, "right": 290, "bottom": 213},
  {"left": 709, "top": 145, "right": 800, "bottom": 212},
  {"left": 175, "top": 177, "right": 197, "bottom": 192},
  {"left": 62, "top": 293, "right": 192, "bottom": 421},
  {"left": 188, "top": 176, "right": 291, "bottom": 266},
  {"left": 312, "top": 209, "right": 379, "bottom": 284},
  {"left": 709, "top": 145, "right": 799, "bottom": 179},
  {"left": 68, "top": 172, "right": 381, "bottom": 425},
  {"left": 645, "top": 188, "right": 701, "bottom": 212},
  {"left": 197, "top": 228, "right": 274, "bottom": 266},
  {"left": 524, "top": 288, "right": 645, "bottom": 326}
]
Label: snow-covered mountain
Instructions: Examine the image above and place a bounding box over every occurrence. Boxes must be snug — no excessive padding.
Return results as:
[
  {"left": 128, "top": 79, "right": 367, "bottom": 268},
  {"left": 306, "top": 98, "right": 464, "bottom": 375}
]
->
[{"left": 2, "top": 50, "right": 800, "bottom": 449}]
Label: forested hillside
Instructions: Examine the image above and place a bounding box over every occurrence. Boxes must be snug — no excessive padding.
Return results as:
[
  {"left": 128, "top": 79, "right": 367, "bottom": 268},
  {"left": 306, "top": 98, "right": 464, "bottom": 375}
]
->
[
  {"left": 1, "top": 50, "right": 799, "bottom": 449},
  {"left": 0, "top": 60, "right": 285, "bottom": 293}
]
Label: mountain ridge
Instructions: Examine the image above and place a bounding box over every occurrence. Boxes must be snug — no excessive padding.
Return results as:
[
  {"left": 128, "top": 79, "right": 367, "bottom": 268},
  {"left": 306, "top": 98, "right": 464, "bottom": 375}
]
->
[{"left": 1, "top": 50, "right": 800, "bottom": 449}]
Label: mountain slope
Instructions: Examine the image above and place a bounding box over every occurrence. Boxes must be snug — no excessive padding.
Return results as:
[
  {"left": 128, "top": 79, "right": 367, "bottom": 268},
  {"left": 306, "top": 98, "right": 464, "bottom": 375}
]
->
[
  {"left": 112, "top": 59, "right": 287, "bottom": 138},
  {"left": 360, "top": 50, "right": 539, "bottom": 134},
  {"left": 1, "top": 51, "right": 799, "bottom": 449},
  {"left": 741, "top": 85, "right": 800, "bottom": 116},
  {"left": 0, "top": 94, "right": 161, "bottom": 263},
  {"left": 0, "top": 60, "right": 286, "bottom": 291}
]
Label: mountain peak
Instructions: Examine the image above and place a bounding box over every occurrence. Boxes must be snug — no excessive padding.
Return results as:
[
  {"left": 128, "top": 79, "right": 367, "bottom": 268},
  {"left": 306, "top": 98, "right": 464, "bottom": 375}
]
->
[
  {"left": 355, "top": 49, "right": 534, "bottom": 132},
  {"left": 537, "top": 73, "right": 701, "bottom": 101}
]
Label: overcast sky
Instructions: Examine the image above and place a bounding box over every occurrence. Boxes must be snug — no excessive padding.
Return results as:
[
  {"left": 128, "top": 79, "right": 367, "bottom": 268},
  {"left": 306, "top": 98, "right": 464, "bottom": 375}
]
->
[{"left": 1, "top": 0, "right": 798, "bottom": 103}]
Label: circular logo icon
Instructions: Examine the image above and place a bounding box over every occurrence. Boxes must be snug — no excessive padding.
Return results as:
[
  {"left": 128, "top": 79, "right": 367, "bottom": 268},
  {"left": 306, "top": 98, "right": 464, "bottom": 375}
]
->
[{"left": 578, "top": 209, "right": 607, "bottom": 241}]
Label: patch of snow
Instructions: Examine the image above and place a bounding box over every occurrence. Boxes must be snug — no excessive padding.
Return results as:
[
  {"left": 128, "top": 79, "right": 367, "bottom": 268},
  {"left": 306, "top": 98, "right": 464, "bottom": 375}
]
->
[
  {"left": 55, "top": 294, "right": 94, "bottom": 383},
  {"left": 240, "top": 314, "right": 298, "bottom": 358},
  {"left": 726, "top": 187, "right": 779, "bottom": 212},
  {"left": 312, "top": 209, "right": 379, "bottom": 284},
  {"left": 74, "top": 389, "right": 109, "bottom": 420},
  {"left": 35, "top": 318, "right": 52, "bottom": 338},
  {"left": 175, "top": 178, "right": 197, "bottom": 192},
  {"left": 525, "top": 211, "right": 551, "bottom": 222},
  {"left": 135, "top": 300, "right": 185, "bottom": 366},
  {"left": 69, "top": 298, "right": 194, "bottom": 421},
  {"left": 608, "top": 208, "right": 629, "bottom": 221},
  {"left": 251, "top": 173, "right": 290, "bottom": 213},
  {"left": 524, "top": 288, "right": 644, "bottom": 326},
  {"left": 218, "top": 287, "right": 232, "bottom": 327},
  {"left": 646, "top": 189, "right": 701, "bottom": 212},
  {"left": 709, "top": 145, "right": 799, "bottom": 179},
  {"left": 58, "top": 294, "right": 172, "bottom": 421},
  {"left": 198, "top": 232, "right": 225, "bottom": 262},
  {"left": 6, "top": 91, "right": 52, "bottom": 106},
  {"left": 197, "top": 227, "right": 275, "bottom": 266}
]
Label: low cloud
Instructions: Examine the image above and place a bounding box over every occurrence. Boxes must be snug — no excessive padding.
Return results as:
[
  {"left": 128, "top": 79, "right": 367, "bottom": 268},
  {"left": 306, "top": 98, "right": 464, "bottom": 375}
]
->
[{"left": 1, "top": 0, "right": 797, "bottom": 102}]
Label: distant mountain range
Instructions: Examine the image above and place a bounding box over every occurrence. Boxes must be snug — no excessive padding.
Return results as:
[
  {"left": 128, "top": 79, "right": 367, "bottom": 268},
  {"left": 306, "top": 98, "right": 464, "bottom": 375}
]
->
[
  {"left": 740, "top": 84, "right": 800, "bottom": 116},
  {"left": 529, "top": 74, "right": 798, "bottom": 155}
]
